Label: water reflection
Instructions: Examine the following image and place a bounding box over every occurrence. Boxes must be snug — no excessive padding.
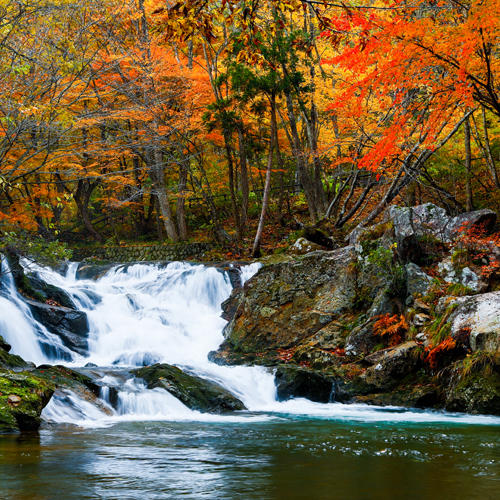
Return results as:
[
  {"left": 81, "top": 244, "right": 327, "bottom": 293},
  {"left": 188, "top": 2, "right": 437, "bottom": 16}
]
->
[{"left": 3, "top": 418, "right": 500, "bottom": 500}]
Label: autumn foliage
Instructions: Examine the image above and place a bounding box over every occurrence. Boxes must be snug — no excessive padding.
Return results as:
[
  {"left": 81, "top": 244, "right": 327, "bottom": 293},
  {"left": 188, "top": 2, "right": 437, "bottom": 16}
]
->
[{"left": 0, "top": 0, "right": 499, "bottom": 256}]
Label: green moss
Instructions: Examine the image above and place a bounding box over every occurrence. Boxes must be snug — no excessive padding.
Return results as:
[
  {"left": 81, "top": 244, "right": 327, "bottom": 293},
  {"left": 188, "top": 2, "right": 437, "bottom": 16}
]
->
[
  {"left": 132, "top": 363, "right": 246, "bottom": 413},
  {"left": 0, "top": 349, "right": 29, "bottom": 370},
  {"left": 0, "top": 370, "right": 54, "bottom": 432},
  {"left": 445, "top": 282, "right": 476, "bottom": 297}
]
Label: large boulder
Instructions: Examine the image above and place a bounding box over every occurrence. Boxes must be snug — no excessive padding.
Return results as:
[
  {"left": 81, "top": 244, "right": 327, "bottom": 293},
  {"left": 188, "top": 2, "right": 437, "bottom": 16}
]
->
[
  {"left": 274, "top": 365, "right": 335, "bottom": 403},
  {"left": 406, "top": 263, "right": 433, "bottom": 298},
  {"left": 360, "top": 341, "right": 420, "bottom": 390},
  {"left": 25, "top": 299, "right": 89, "bottom": 355},
  {"left": 217, "top": 248, "right": 358, "bottom": 357},
  {"left": 288, "top": 237, "right": 324, "bottom": 256},
  {"left": 385, "top": 203, "right": 496, "bottom": 245},
  {"left": 132, "top": 364, "right": 246, "bottom": 413},
  {"left": 0, "top": 370, "right": 54, "bottom": 432},
  {"left": 449, "top": 291, "right": 500, "bottom": 351},
  {"left": 24, "top": 272, "right": 76, "bottom": 309},
  {"left": 445, "top": 372, "right": 500, "bottom": 415}
]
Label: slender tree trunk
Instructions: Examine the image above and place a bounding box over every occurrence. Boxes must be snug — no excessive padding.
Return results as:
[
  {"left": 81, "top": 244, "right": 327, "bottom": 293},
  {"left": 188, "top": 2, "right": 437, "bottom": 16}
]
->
[
  {"left": 224, "top": 132, "right": 242, "bottom": 242},
  {"left": 464, "top": 117, "right": 473, "bottom": 212},
  {"left": 253, "top": 94, "right": 276, "bottom": 258},
  {"left": 237, "top": 126, "right": 249, "bottom": 231},
  {"left": 177, "top": 161, "right": 188, "bottom": 241},
  {"left": 152, "top": 149, "right": 179, "bottom": 242},
  {"left": 482, "top": 106, "right": 500, "bottom": 188}
]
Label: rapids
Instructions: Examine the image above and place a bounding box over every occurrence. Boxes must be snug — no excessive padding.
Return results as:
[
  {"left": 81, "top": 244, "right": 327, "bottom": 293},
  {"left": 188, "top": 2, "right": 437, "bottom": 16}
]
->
[{"left": 1, "top": 258, "right": 500, "bottom": 427}]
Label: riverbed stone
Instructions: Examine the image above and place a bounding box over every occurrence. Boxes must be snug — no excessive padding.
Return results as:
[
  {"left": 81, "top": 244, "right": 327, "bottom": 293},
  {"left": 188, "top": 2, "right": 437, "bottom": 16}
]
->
[
  {"left": 0, "top": 370, "right": 54, "bottom": 432},
  {"left": 360, "top": 341, "right": 420, "bottom": 390},
  {"left": 132, "top": 364, "right": 246, "bottom": 413},
  {"left": 25, "top": 299, "right": 89, "bottom": 355},
  {"left": 274, "top": 365, "right": 335, "bottom": 403}
]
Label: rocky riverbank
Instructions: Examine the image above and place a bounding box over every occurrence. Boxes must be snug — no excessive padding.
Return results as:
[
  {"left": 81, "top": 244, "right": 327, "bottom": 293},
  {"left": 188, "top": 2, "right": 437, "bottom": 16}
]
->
[{"left": 210, "top": 203, "right": 500, "bottom": 415}]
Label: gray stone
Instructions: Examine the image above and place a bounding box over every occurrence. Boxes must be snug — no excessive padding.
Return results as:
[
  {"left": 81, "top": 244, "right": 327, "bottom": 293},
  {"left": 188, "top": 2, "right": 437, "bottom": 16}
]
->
[
  {"left": 406, "top": 263, "right": 433, "bottom": 298},
  {"left": 449, "top": 291, "right": 500, "bottom": 351},
  {"left": 361, "top": 341, "right": 419, "bottom": 390}
]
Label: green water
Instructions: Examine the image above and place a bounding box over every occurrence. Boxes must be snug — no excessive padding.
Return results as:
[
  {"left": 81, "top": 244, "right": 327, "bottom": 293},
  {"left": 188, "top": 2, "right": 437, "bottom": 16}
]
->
[{"left": 1, "top": 414, "right": 500, "bottom": 500}]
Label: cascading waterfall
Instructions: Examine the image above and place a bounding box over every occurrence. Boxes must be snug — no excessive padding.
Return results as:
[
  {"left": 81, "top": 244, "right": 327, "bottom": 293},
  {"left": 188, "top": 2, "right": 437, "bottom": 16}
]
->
[
  {"left": 2, "top": 257, "right": 500, "bottom": 427},
  {"left": 13, "top": 259, "right": 277, "bottom": 424},
  {"left": 0, "top": 256, "right": 73, "bottom": 365}
]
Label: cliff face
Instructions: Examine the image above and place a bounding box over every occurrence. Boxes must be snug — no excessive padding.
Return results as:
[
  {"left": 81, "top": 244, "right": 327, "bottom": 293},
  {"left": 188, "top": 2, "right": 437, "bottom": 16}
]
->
[{"left": 210, "top": 204, "right": 500, "bottom": 415}]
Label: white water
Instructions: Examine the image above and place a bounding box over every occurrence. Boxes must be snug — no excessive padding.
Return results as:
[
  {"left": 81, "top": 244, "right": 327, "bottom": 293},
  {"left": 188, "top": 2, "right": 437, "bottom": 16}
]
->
[{"left": 3, "top": 258, "right": 500, "bottom": 427}]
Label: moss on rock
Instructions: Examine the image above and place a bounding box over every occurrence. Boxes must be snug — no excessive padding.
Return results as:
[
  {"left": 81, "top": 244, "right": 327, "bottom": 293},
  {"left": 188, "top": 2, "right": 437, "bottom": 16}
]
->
[
  {"left": 132, "top": 363, "right": 246, "bottom": 413},
  {"left": 0, "top": 370, "right": 54, "bottom": 432}
]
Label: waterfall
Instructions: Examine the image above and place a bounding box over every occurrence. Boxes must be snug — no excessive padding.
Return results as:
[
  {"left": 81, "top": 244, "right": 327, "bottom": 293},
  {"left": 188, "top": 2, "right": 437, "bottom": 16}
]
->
[
  {"left": 0, "top": 256, "right": 71, "bottom": 365},
  {"left": 5, "top": 259, "right": 276, "bottom": 423},
  {"left": 4, "top": 257, "right": 496, "bottom": 427}
]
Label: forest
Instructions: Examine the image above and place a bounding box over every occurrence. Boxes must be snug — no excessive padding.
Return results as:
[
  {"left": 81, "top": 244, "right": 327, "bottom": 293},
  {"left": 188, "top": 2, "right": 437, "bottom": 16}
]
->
[{"left": 0, "top": 0, "right": 499, "bottom": 259}]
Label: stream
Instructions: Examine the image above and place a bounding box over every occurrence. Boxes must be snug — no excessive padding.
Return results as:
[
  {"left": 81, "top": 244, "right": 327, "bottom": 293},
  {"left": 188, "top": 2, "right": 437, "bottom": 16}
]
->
[{"left": 1, "top": 260, "right": 500, "bottom": 499}]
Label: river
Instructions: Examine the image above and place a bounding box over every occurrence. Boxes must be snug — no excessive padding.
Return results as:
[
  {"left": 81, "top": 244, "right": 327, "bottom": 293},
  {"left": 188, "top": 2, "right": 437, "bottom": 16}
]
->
[{"left": 1, "top": 260, "right": 500, "bottom": 499}]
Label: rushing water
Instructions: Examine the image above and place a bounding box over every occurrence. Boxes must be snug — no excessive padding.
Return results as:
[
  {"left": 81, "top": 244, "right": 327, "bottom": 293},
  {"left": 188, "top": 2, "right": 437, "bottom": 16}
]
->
[{"left": 1, "top": 259, "right": 500, "bottom": 498}]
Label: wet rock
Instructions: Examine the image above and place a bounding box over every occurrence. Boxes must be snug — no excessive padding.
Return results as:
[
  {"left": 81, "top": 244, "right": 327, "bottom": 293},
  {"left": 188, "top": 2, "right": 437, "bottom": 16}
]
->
[
  {"left": 25, "top": 299, "right": 89, "bottom": 355},
  {"left": 25, "top": 272, "right": 76, "bottom": 309},
  {"left": 32, "top": 365, "right": 112, "bottom": 417},
  {"left": 0, "top": 348, "right": 31, "bottom": 370},
  {"left": 0, "top": 370, "right": 54, "bottom": 432},
  {"left": 448, "top": 291, "right": 500, "bottom": 351},
  {"left": 75, "top": 262, "right": 115, "bottom": 280},
  {"left": 406, "top": 263, "right": 433, "bottom": 298},
  {"left": 274, "top": 365, "right": 335, "bottom": 403},
  {"left": 216, "top": 248, "right": 358, "bottom": 358},
  {"left": 353, "top": 385, "right": 442, "bottom": 409},
  {"left": 445, "top": 373, "right": 500, "bottom": 415},
  {"left": 360, "top": 341, "right": 420, "bottom": 390},
  {"left": 288, "top": 237, "right": 324, "bottom": 255},
  {"left": 132, "top": 363, "right": 246, "bottom": 413},
  {"left": 0, "top": 335, "right": 12, "bottom": 353}
]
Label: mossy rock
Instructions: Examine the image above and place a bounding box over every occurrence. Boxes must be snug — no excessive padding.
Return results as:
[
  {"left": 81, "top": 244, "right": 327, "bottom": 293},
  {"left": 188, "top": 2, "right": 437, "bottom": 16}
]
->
[
  {"left": 0, "top": 349, "right": 31, "bottom": 370},
  {"left": 33, "top": 365, "right": 100, "bottom": 395},
  {"left": 445, "top": 372, "right": 500, "bottom": 415},
  {"left": 0, "top": 335, "right": 12, "bottom": 352},
  {"left": 0, "top": 370, "right": 54, "bottom": 432},
  {"left": 132, "top": 363, "right": 246, "bottom": 413},
  {"left": 274, "top": 365, "right": 336, "bottom": 403}
]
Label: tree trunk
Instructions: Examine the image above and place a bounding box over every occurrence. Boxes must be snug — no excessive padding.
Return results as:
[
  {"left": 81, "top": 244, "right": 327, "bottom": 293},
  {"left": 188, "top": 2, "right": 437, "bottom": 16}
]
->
[
  {"left": 252, "top": 94, "right": 276, "bottom": 258},
  {"left": 152, "top": 149, "right": 178, "bottom": 242},
  {"left": 238, "top": 126, "right": 249, "bottom": 230},
  {"left": 282, "top": 82, "right": 317, "bottom": 221},
  {"left": 74, "top": 180, "right": 103, "bottom": 243},
  {"left": 482, "top": 106, "right": 500, "bottom": 189},
  {"left": 224, "top": 131, "right": 242, "bottom": 242},
  {"left": 177, "top": 161, "right": 188, "bottom": 241},
  {"left": 464, "top": 117, "right": 473, "bottom": 212}
]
